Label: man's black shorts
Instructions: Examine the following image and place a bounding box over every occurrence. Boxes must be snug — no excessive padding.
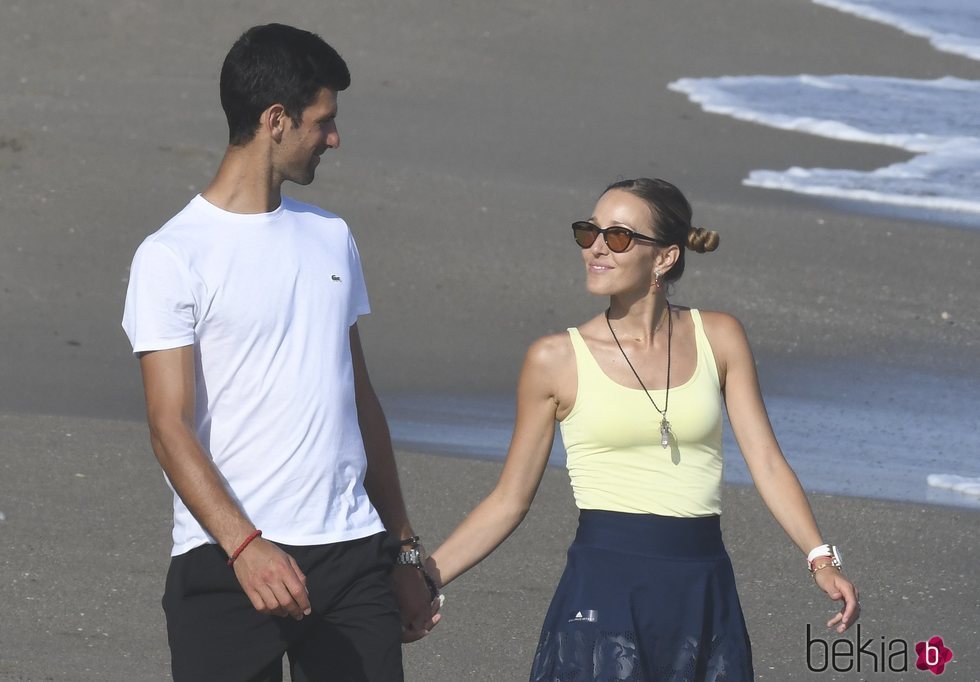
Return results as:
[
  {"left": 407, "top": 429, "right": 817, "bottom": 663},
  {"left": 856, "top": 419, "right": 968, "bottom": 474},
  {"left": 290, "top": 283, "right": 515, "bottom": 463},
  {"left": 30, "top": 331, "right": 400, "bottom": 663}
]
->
[{"left": 162, "top": 532, "right": 403, "bottom": 682}]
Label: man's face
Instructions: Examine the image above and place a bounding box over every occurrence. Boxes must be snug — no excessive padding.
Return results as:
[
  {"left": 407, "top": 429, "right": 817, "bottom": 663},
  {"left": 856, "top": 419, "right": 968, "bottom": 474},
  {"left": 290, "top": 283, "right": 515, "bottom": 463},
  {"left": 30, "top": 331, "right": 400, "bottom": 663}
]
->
[{"left": 277, "top": 87, "right": 340, "bottom": 186}]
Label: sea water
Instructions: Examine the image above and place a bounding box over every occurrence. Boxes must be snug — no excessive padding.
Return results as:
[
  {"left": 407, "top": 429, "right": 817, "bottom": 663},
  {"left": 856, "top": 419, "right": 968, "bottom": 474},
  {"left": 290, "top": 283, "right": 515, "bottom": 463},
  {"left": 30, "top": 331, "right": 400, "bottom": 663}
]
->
[
  {"left": 382, "top": 358, "right": 980, "bottom": 511},
  {"left": 669, "top": 0, "right": 980, "bottom": 227}
]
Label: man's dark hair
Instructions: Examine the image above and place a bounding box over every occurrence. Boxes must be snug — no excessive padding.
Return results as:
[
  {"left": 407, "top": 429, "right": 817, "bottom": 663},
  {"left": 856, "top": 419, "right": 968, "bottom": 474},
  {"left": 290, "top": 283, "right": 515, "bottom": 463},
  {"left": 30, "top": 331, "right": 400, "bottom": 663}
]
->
[{"left": 220, "top": 24, "right": 351, "bottom": 146}]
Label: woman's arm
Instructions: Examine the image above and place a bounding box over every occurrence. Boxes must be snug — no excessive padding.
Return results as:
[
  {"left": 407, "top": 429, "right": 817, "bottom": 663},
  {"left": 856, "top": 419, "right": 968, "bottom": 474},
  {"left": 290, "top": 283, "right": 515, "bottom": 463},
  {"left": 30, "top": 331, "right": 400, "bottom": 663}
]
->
[
  {"left": 427, "top": 334, "right": 568, "bottom": 588},
  {"left": 705, "top": 312, "right": 860, "bottom": 633}
]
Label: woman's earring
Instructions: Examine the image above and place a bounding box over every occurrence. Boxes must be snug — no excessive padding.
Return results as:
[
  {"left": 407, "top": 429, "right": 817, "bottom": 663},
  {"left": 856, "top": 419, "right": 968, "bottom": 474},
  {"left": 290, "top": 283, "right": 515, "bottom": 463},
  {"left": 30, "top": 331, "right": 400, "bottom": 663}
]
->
[{"left": 654, "top": 269, "right": 663, "bottom": 289}]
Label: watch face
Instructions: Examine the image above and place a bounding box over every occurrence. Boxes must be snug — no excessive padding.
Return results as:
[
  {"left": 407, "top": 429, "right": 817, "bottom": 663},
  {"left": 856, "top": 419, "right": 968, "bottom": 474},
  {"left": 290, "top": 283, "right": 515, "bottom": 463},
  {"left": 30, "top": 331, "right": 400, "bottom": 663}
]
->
[
  {"left": 833, "top": 546, "right": 843, "bottom": 567},
  {"left": 397, "top": 549, "right": 422, "bottom": 566}
]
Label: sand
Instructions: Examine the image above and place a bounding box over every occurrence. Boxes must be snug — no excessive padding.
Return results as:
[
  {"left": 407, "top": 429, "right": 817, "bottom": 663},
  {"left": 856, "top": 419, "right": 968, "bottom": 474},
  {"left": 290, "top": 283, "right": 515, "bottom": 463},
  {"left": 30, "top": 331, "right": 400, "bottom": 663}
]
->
[
  {"left": 1, "top": 413, "right": 978, "bottom": 680},
  {"left": 0, "top": 0, "right": 978, "bottom": 679}
]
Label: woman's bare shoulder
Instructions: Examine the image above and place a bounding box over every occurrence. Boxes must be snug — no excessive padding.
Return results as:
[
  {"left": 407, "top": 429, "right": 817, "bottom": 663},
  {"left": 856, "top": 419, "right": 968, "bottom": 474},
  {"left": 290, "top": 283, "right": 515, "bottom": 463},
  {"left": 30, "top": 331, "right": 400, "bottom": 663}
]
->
[
  {"left": 526, "top": 312, "right": 605, "bottom": 367},
  {"left": 695, "top": 309, "right": 753, "bottom": 372},
  {"left": 525, "top": 330, "right": 574, "bottom": 370},
  {"left": 697, "top": 309, "right": 747, "bottom": 338}
]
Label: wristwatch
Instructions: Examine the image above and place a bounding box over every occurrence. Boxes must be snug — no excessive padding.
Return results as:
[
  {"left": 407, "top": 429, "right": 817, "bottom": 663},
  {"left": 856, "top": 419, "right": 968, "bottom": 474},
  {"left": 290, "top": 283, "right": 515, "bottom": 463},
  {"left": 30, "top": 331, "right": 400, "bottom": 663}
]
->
[
  {"left": 808, "top": 545, "right": 843, "bottom": 575},
  {"left": 396, "top": 535, "right": 425, "bottom": 568},
  {"left": 394, "top": 540, "right": 440, "bottom": 600},
  {"left": 396, "top": 547, "right": 425, "bottom": 568}
]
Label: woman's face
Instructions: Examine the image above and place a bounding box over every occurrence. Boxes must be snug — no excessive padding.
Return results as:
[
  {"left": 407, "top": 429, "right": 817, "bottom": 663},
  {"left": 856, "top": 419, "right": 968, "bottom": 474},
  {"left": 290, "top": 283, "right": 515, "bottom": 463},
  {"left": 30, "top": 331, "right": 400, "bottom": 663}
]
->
[{"left": 581, "top": 189, "right": 661, "bottom": 297}]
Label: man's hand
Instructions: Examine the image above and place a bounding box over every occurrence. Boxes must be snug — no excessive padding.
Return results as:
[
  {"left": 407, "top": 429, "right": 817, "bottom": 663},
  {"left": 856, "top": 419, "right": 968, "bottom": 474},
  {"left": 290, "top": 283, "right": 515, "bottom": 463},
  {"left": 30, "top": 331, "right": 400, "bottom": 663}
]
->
[
  {"left": 391, "top": 565, "right": 442, "bottom": 642},
  {"left": 231, "top": 538, "right": 312, "bottom": 620},
  {"left": 140, "top": 347, "right": 313, "bottom": 621}
]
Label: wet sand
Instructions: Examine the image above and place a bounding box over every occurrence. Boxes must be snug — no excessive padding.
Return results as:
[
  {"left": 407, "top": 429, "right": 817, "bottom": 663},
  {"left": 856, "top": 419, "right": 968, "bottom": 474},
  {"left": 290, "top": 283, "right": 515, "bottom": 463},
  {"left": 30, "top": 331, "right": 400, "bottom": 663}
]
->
[{"left": 1, "top": 0, "right": 978, "bottom": 679}]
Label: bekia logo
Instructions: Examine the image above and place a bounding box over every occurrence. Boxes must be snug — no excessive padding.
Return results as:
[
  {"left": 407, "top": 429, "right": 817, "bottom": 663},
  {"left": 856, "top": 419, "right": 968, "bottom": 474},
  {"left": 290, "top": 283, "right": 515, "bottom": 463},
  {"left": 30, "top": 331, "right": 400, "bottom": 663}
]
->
[
  {"left": 915, "top": 636, "right": 954, "bottom": 676},
  {"left": 806, "top": 625, "right": 955, "bottom": 675}
]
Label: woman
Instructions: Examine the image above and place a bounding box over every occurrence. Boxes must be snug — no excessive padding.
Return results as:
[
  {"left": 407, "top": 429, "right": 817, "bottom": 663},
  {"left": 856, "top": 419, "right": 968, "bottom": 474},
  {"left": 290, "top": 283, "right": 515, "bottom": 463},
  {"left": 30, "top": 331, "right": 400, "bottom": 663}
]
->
[{"left": 426, "top": 178, "right": 859, "bottom": 681}]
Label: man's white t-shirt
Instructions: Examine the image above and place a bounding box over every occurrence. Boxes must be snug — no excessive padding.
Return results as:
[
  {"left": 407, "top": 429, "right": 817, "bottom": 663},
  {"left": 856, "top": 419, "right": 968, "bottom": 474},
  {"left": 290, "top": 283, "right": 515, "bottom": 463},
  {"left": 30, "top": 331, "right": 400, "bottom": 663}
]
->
[{"left": 122, "top": 194, "right": 385, "bottom": 556}]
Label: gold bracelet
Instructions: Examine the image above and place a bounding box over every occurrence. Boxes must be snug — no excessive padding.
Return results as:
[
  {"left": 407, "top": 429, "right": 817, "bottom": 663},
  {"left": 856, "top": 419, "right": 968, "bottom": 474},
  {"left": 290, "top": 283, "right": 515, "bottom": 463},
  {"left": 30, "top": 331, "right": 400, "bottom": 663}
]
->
[{"left": 810, "top": 562, "right": 840, "bottom": 579}]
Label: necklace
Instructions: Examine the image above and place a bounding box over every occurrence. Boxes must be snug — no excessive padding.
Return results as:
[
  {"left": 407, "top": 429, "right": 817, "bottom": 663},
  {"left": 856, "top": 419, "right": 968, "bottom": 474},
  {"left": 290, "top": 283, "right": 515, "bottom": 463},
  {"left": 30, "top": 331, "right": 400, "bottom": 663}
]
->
[{"left": 605, "top": 302, "right": 673, "bottom": 449}]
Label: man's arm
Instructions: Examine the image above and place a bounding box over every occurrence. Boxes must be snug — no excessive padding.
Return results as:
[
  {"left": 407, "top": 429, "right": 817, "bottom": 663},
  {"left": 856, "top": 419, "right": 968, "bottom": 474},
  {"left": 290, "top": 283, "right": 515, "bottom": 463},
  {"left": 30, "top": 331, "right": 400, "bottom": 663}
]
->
[
  {"left": 139, "top": 346, "right": 311, "bottom": 620},
  {"left": 349, "top": 324, "right": 440, "bottom": 641}
]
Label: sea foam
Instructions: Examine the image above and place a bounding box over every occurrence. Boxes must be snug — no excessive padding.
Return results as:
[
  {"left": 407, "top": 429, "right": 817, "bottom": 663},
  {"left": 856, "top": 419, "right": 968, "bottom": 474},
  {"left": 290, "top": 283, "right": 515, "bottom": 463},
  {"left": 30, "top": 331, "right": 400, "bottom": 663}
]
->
[
  {"left": 668, "top": 0, "right": 980, "bottom": 221},
  {"left": 669, "top": 73, "right": 980, "bottom": 218},
  {"left": 812, "top": 0, "right": 980, "bottom": 62},
  {"left": 927, "top": 474, "right": 980, "bottom": 497}
]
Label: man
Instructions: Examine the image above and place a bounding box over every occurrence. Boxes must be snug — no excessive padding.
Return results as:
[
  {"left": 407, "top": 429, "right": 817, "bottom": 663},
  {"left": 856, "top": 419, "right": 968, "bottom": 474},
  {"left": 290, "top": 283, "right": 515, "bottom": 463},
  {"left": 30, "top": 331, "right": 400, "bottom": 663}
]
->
[{"left": 122, "top": 23, "right": 438, "bottom": 681}]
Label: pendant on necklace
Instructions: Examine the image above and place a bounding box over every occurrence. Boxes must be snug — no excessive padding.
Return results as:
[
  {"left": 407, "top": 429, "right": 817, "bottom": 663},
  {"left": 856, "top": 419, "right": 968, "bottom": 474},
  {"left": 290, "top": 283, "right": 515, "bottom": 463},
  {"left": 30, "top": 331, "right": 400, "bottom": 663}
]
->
[{"left": 659, "top": 417, "right": 671, "bottom": 449}]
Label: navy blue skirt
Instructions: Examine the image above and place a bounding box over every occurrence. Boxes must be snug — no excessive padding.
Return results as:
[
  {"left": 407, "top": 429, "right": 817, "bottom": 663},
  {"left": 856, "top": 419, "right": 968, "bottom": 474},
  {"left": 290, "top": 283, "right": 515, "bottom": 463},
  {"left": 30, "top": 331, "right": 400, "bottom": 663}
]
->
[{"left": 530, "top": 510, "right": 754, "bottom": 682}]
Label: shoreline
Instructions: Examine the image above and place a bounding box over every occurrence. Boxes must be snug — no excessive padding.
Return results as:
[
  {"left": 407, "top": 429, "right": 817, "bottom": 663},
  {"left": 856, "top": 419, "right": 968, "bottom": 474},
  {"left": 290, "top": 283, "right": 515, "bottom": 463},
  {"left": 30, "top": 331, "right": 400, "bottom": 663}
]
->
[
  {"left": 5, "top": 341, "right": 979, "bottom": 514},
  {"left": 379, "top": 353, "right": 980, "bottom": 513}
]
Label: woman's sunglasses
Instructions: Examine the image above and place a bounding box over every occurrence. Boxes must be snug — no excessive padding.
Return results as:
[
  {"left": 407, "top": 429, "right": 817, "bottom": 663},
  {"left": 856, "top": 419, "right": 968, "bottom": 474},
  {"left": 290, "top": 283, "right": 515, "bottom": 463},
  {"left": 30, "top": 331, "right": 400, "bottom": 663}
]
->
[{"left": 572, "top": 221, "right": 668, "bottom": 253}]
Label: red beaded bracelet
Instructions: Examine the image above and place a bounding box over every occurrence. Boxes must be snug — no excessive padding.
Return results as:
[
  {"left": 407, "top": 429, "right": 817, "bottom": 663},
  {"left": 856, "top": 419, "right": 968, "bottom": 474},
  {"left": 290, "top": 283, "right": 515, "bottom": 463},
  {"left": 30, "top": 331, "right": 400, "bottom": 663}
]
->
[{"left": 227, "top": 529, "right": 262, "bottom": 567}]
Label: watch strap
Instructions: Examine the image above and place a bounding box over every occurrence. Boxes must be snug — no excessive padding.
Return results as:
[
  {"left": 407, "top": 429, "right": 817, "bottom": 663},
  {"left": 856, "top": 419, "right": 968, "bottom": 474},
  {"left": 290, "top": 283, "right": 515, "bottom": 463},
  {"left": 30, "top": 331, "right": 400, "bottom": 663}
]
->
[
  {"left": 395, "top": 548, "right": 423, "bottom": 567},
  {"left": 807, "top": 545, "right": 842, "bottom": 573}
]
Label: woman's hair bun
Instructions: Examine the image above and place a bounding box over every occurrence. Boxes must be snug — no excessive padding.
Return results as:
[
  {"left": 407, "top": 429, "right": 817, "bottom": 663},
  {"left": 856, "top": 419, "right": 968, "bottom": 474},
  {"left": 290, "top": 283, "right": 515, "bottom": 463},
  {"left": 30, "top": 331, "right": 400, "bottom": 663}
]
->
[{"left": 686, "top": 226, "right": 719, "bottom": 253}]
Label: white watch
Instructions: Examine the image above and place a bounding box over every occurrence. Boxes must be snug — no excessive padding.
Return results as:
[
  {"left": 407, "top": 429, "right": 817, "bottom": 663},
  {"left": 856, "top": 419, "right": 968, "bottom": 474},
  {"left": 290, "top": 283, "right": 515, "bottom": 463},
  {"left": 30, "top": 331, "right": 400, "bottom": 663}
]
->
[{"left": 807, "top": 545, "right": 843, "bottom": 573}]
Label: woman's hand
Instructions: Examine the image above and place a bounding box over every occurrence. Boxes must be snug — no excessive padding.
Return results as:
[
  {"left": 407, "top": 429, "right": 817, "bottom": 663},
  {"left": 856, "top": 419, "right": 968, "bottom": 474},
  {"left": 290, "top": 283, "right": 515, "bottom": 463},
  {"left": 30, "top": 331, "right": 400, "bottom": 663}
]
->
[{"left": 813, "top": 568, "right": 860, "bottom": 633}]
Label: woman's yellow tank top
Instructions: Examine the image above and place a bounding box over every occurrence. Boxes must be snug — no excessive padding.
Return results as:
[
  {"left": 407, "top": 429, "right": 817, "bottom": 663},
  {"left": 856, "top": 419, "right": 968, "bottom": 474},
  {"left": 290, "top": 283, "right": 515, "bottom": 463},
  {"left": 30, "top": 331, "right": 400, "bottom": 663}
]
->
[{"left": 559, "top": 309, "right": 723, "bottom": 517}]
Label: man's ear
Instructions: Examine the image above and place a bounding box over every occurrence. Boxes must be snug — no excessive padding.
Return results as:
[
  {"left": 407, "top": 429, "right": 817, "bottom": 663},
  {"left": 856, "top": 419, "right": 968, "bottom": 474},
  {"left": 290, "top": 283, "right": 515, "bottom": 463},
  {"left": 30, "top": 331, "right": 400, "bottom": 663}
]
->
[{"left": 264, "top": 103, "right": 288, "bottom": 143}]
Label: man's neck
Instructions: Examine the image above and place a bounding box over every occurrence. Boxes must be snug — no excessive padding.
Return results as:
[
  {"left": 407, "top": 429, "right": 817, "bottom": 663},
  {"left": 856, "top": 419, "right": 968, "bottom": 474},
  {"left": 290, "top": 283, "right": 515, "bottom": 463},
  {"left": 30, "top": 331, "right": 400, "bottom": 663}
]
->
[{"left": 202, "top": 144, "right": 284, "bottom": 214}]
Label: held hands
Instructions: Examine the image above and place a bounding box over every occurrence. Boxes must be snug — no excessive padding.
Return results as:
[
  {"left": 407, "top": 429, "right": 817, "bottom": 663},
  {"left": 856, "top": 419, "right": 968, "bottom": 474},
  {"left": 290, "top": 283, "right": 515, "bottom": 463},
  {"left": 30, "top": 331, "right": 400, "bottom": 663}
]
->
[
  {"left": 231, "top": 538, "right": 312, "bottom": 620},
  {"left": 228, "top": 531, "right": 443, "bottom": 635},
  {"left": 391, "top": 564, "right": 442, "bottom": 642},
  {"left": 814, "top": 568, "right": 860, "bottom": 633}
]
